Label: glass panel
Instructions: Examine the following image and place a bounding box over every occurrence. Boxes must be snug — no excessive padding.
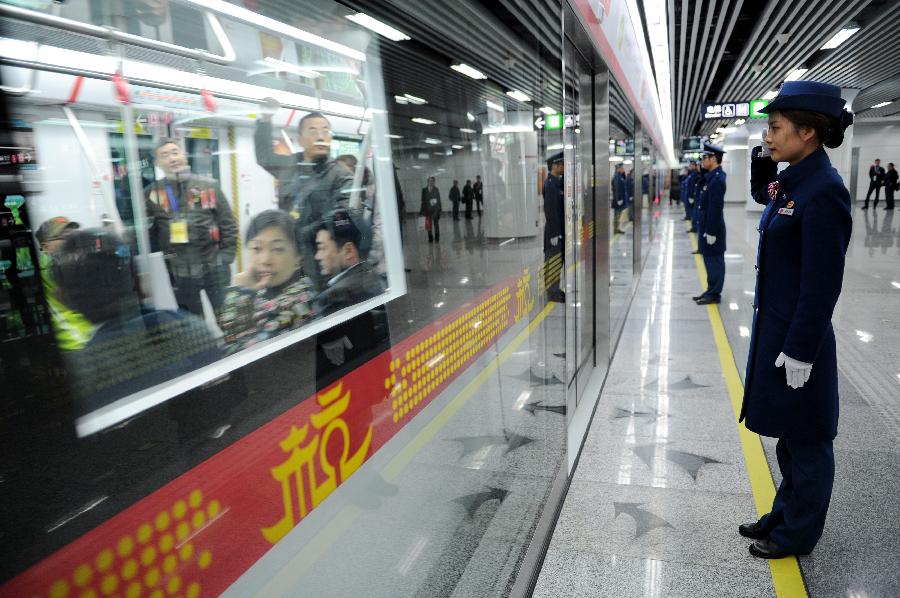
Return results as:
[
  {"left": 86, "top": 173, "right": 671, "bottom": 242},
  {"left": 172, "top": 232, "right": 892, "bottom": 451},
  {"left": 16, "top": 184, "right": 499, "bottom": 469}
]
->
[
  {"left": 608, "top": 77, "right": 634, "bottom": 342},
  {"left": 1, "top": 1, "right": 570, "bottom": 596}
]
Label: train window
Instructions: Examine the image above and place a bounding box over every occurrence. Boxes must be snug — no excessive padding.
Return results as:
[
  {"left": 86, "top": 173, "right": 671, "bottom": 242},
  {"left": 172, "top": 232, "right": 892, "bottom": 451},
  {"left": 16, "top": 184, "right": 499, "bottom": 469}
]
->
[{"left": 1, "top": 0, "right": 404, "bottom": 436}]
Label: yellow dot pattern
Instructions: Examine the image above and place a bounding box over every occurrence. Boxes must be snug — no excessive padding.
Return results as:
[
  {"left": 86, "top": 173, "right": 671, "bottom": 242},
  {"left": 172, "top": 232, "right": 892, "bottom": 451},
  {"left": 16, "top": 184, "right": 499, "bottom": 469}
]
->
[
  {"left": 541, "top": 253, "right": 564, "bottom": 293},
  {"left": 41, "top": 489, "right": 219, "bottom": 598},
  {"left": 387, "top": 285, "right": 511, "bottom": 424}
]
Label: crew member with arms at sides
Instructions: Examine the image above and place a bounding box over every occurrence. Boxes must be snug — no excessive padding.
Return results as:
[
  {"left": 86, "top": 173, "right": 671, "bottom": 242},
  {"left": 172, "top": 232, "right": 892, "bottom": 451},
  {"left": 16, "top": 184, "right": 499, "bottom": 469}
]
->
[
  {"left": 740, "top": 81, "right": 855, "bottom": 560},
  {"left": 146, "top": 138, "right": 238, "bottom": 316},
  {"left": 692, "top": 143, "right": 727, "bottom": 305}
]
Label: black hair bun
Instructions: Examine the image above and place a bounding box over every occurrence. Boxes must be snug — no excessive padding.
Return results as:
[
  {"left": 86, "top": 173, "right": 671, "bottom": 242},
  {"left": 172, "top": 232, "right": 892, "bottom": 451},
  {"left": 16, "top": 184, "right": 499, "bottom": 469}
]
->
[{"left": 824, "top": 109, "right": 854, "bottom": 148}]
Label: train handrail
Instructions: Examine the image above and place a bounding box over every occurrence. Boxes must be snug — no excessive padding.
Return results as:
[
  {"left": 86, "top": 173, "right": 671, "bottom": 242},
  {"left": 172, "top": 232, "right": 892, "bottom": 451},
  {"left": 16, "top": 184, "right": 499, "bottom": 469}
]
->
[
  {"left": 0, "top": 2, "right": 237, "bottom": 65},
  {"left": 0, "top": 62, "right": 34, "bottom": 95}
]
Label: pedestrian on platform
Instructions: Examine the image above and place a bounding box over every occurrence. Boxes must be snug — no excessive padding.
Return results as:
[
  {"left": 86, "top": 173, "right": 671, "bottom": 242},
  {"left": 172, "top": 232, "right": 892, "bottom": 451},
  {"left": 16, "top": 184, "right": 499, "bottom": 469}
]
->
[
  {"left": 741, "top": 80, "right": 855, "bottom": 560},
  {"left": 884, "top": 162, "right": 897, "bottom": 210}
]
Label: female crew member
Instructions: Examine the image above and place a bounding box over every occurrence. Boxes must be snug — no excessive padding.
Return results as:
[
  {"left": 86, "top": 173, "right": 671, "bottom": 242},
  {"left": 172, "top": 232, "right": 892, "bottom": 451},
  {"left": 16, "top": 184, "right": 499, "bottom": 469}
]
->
[{"left": 739, "top": 81, "right": 854, "bottom": 559}]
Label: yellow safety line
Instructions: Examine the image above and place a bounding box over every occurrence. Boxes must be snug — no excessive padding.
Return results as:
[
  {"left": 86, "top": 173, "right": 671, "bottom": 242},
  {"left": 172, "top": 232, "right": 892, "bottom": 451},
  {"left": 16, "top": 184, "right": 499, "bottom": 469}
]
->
[
  {"left": 259, "top": 301, "right": 558, "bottom": 594},
  {"left": 689, "top": 231, "right": 808, "bottom": 598}
]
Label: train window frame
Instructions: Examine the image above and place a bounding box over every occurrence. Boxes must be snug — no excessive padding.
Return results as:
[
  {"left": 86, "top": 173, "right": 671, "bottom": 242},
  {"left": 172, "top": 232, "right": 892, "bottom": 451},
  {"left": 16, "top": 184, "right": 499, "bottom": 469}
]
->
[{"left": 2, "top": 0, "right": 407, "bottom": 437}]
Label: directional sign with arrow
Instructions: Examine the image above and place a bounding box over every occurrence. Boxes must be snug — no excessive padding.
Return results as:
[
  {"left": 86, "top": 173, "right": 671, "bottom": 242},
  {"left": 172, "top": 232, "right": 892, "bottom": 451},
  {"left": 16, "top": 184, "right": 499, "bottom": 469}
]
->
[{"left": 614, "top": 502, "right": 673, "bottom": 539}]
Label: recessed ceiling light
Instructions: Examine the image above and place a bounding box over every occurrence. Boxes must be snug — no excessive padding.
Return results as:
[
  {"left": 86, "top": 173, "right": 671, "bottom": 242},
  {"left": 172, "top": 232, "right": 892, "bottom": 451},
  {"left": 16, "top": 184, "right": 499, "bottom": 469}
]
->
[
  {"left": 820, "top": 25, "right": 860, "bottom": 50},
  {"left": 424, "top": 137, "right": 441, "bottom": 144},
  {"left": 450, "top": 63, "right": 487, "bottom": 80},
  {"left": 345, "top": 13, "right": 410, "bottom": 42},
  {"left": 734, "top": 118, "right": 746, "bottom": 125},
  {"left": 485, "top": 100, "right": 504, "bottom": 111},
  {"left": 411, "top": 117, "right": 436, "bottom": 125},
  {"left": 386, "top": 134, "right": 403, "bottom": 139},
  {"left": 451, "top": 144, "right": 463, "bottom": 149},
  {"left": 466, "top": 112, "right": 476, "bottom": 121},
  {"left": 784, "top": 67, "right": 808, "bottom": 81},
  {"left": 394, "top": 95, "right": 409, "bottom": 104},
  {"left": 459, "top": 127, "right": 476, "bottom": 133},
  {"left": 403, "top": 94, "right": 427, "bottom": 105},
  {"left": 540, "top": 106, "right": 557, "bottom": 115},
  {"left": 506, "top": 89, "right": 531, "bottom": 102},
  {"left": 763, "top": 90, "right": 778, "bottom": 100}
]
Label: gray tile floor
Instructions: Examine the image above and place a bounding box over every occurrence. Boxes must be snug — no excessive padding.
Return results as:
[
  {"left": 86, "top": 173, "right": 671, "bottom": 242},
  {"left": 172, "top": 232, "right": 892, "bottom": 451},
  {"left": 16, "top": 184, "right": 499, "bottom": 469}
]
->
[{"left": 537, "top": 203, "right": 900, "bottom": 598}]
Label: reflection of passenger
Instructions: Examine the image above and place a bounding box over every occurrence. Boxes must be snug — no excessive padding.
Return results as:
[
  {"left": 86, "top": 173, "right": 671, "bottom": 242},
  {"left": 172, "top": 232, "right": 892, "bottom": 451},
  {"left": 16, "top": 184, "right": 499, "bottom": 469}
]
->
[
  {"left": 449, "top": 180, "right": 461, "bottom": 221},
  {"left": 543, "top": 153, "right": 565, "bottom": 302},
  {"left": 612, "top": 164, "right": 627, "bottom": 234},
  {"left": 419, "top": 177, "right": 442, "bottom": 243},
  {"left": 53, "top": 230, "right": 222, "bottom": 416},
  {"left": 463, "top": 179, "right": 474, "bottom": 220},
  {"left": 313, "top": 209, "right": 384, "bottom": 315},
  {"left": 36, "top": 217, "right": 94, "bottom": 350},
  {"left": 473, "top": 174, "right": 484, "bottom": 216},
  {"left": 219, "top": 210, "right": 316, "bottom": 353},
  {"left": 254, "top": 102, "right": 353, "bottom": 290},
  {"left": 313, "top": 209, "right": 387, "bottom": 384},
  {"left": 145, "top": 138, "right": 238, "bottom": 316}
]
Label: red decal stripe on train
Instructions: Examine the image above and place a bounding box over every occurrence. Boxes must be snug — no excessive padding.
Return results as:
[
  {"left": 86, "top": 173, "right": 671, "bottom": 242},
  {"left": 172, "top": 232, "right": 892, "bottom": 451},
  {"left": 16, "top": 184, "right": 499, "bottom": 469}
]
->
[{"left": 1, "top": 265, "right": 540, "bottom": 598}]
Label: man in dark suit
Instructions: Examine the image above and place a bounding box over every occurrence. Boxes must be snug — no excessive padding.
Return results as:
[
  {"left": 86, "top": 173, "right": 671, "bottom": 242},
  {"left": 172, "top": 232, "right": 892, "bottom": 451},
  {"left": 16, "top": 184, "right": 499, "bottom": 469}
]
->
[
  {"left": 543, "top": 153, "right": 565, "bottom": 302},
  {"left": 862, "top": 158, "right": 885, "bottom": 209}
]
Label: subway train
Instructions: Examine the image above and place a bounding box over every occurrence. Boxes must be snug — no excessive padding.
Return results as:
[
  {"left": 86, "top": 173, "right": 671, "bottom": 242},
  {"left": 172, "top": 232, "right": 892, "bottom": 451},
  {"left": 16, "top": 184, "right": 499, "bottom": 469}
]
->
[{"left": 0, "top": 1, "right": 667, "bottom": 596}]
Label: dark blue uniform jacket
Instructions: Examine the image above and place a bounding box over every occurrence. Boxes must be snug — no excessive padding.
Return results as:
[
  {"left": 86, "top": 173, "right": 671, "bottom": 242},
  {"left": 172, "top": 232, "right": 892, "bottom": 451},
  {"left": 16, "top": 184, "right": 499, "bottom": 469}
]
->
[
  {"left": 685, "top": 170, "right": 700, "bottom": 204},
  {"left": 698, "top": 167, "right": 726, "bottom": 256},
  {"left": 740, "top": 148, "right": 852, "bottom": 440}
]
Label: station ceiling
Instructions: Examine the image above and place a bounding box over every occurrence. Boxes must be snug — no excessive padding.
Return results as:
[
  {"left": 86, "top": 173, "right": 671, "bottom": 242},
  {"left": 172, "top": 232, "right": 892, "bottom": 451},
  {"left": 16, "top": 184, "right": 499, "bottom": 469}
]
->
[{"left": 666, "top": 0, "right": 900, "bottom": 139}]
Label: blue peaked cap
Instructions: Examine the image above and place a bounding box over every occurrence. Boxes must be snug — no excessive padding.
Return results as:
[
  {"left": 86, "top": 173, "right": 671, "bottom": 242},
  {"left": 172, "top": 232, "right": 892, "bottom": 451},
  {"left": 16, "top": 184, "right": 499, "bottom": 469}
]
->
[{"left": 760, "top": 81, "right": 847, "bottom": 118}]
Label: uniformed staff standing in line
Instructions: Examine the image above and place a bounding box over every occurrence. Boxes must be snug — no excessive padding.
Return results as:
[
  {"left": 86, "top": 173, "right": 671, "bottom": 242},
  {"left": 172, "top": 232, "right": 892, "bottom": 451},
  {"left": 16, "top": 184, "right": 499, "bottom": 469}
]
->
[
  {"left": 146, "top": 139, "right": 238, "bottom": 315},
  {"left": 682, "top": 161, "right": 698, "bottom": 222},
  {"left": 692, "top": 143, "right": 727, "bottom": 305},
  {"left": 739, "top": 81, "right": 855, "bottom": 560},
  {"left": 689, "top": 162, "right": 705, "bottom": 236}
]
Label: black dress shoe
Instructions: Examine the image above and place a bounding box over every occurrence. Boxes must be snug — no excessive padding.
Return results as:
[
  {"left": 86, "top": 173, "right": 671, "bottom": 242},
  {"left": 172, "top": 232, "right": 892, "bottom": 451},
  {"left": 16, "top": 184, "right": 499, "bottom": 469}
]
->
[
  {"left": 686, "top": 228, "right": 697, "bottom": 233},
  {"left": 695, "top": 296, "right": 720, "bottom": 305},
  {"left": 691, "top": 250, "right": 700, "bottom": 254},
  {"left": 691, "top": 295, "right": 705, "bottom": 301},
  {"left": 749, "top": 538, "right": 801, "bottom": 559},
  {"left": 738, "top": 521, "right": 768, "bottom": 540}
]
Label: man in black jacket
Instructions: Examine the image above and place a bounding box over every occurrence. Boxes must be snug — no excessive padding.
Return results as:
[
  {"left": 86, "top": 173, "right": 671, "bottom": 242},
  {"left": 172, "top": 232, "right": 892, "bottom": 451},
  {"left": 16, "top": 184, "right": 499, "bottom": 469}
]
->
[
  {"left": 462, "top": 179, "right": 474, "bottom": 219},
  {"left": 863, "top": 158, "right": 886, "bottom": 209},
  {"left": 254, "top": 100, "right": 353, "bottom": 289}
]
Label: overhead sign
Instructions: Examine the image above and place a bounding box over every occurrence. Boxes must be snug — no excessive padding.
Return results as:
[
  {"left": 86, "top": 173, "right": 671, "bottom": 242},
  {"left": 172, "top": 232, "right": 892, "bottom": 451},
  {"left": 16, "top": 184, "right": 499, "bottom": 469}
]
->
[
  {"left": 702, "top": 99, "right": 769, "bottom": 121},
  {"left": 545, "top": 113, "right": 563, "bottom": 130},
  {"left": 750, "top": 99, "right": 769, "bottom": 118}
]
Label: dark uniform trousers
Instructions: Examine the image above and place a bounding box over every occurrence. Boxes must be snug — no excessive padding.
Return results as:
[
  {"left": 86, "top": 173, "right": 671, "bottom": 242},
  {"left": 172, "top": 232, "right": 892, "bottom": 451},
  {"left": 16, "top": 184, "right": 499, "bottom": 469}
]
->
[
  {"left": 759, "top": 437, "right": 835, "bottom": 553},
  {"left": 702, "top": 254, "right": 725, "bottom": 298}
]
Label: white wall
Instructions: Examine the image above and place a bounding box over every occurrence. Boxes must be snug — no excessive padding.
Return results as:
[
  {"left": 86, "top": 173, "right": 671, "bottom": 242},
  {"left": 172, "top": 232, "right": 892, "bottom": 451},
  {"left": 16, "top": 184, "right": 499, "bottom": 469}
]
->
[{"left": 850, "top": 123, "right": 900, "bottom": 200}]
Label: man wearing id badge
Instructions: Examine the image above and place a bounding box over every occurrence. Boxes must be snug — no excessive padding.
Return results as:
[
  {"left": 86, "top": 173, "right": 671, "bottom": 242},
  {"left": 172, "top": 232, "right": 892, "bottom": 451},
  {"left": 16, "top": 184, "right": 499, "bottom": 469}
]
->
[{"left": 146, "top": 138, "right": 238, "bottom": 316}]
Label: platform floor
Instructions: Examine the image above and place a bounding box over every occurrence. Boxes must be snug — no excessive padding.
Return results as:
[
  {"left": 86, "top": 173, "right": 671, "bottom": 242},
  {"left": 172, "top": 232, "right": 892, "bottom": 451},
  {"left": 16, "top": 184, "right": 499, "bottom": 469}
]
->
[{"left": 534, "top": 203, "right": 900, "bottom": 598}]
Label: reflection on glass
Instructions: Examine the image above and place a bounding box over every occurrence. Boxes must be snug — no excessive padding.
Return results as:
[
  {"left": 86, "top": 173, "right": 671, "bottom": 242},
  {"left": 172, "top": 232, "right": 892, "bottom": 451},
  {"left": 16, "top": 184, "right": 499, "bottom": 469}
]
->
[{"left": 609, "top": 79, "right": 635, "bottom": 342}]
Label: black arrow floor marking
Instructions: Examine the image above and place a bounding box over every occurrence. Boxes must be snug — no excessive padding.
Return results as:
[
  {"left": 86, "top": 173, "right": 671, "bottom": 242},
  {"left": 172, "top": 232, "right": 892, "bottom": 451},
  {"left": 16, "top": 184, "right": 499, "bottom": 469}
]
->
[
  {"left": 614, "top": 502, "right": 673, "bottom": 539},
  {"left": 453, "top": 487, "right": 509, "bottom": 517},
  {"left": 642, "top": 374, "right": 710, "bottom": 392},
  {"left": 513, "top": 368, "right": 564, "bottom": 386},
  {"left": 521, "top": 401, "right": 567, "bottom": 416},
  {"left": 631, "top": 445, "right": 722, "bottom": 481},
  {"left": 450, "top": 429, "right": 535, "bottom": 459},
  {"left": 612, "top": 407, "right": 665, "bottom": 422}
]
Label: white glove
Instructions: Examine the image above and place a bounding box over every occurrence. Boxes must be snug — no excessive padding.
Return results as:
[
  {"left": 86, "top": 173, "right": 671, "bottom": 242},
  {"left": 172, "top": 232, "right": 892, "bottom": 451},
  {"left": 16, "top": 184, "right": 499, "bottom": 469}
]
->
[
  {"left": 775, "top": 352, "right": 812, "bottom": 389},
  {"left": 322, "top": 336, "right": 353, "bottom": 365},
  {"left": 550, "top": 235, "right": 559, "bottom": 247},
  {"left": 704, "top": 233, "right": 717, "bottom": 244}
]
